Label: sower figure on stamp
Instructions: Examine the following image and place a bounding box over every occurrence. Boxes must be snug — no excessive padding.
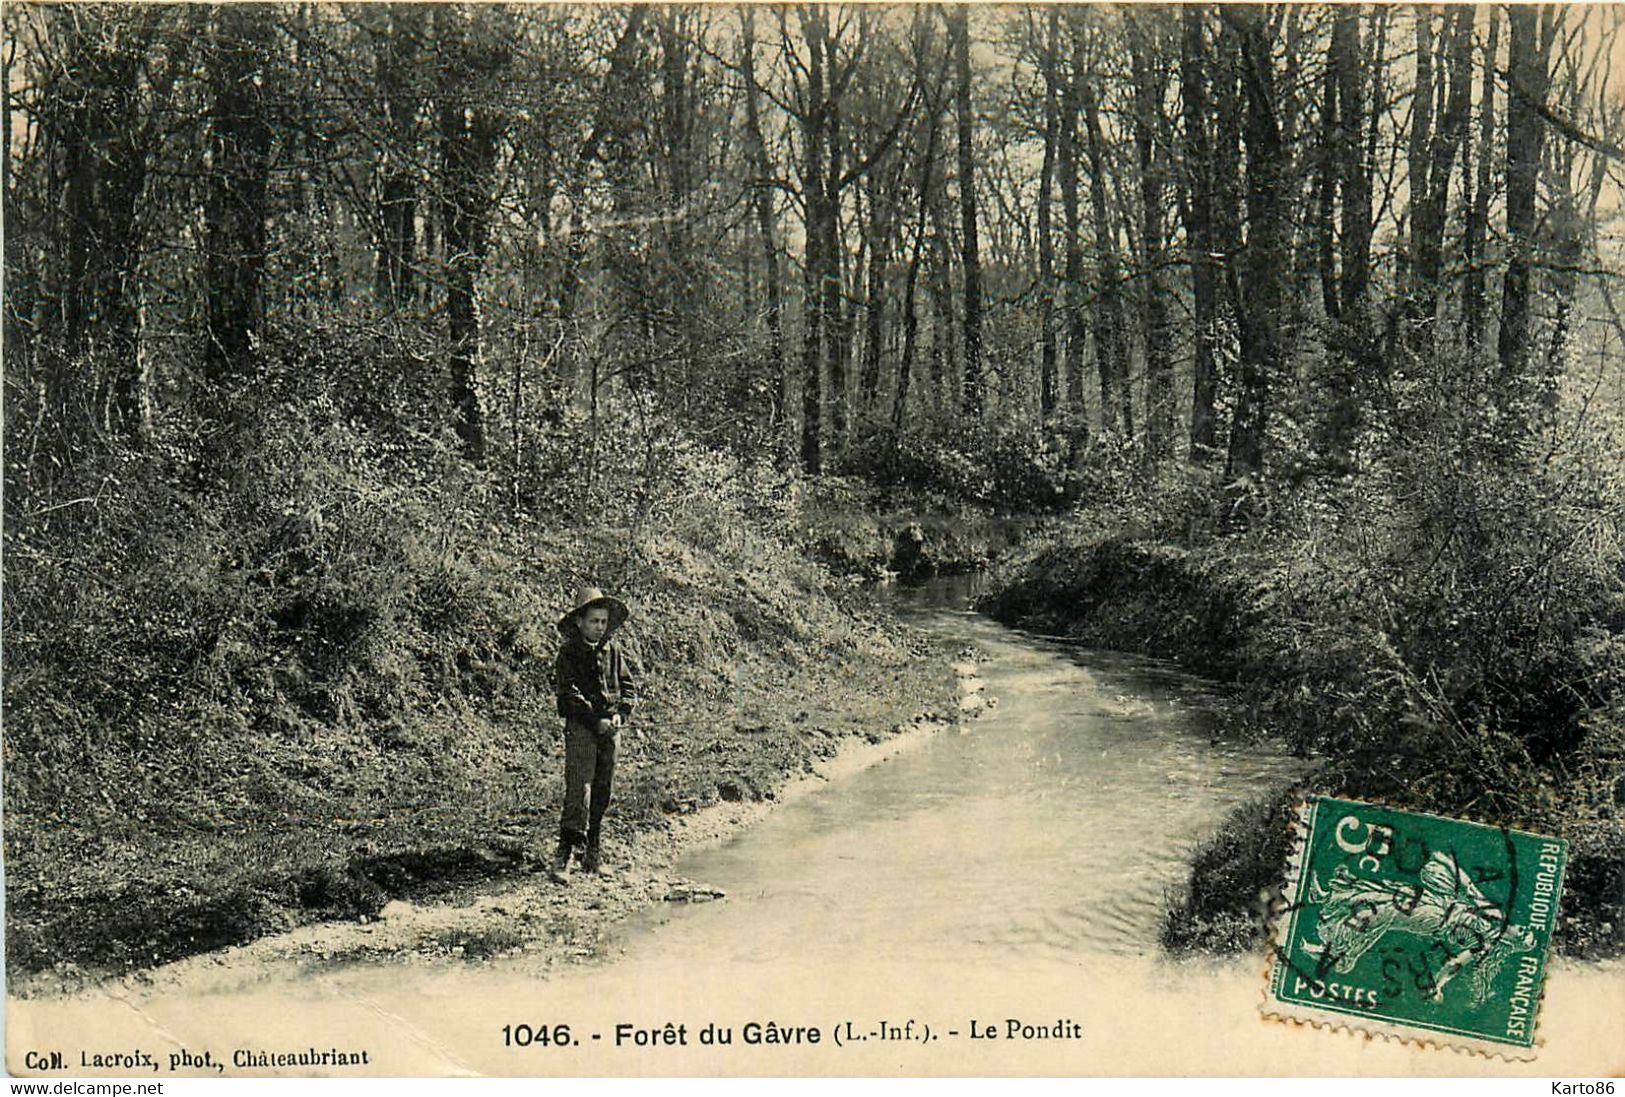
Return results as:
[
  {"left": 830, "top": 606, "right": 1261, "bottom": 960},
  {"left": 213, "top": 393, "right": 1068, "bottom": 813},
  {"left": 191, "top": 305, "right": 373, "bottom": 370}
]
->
[{"left": 551, "top": 584, "right": 638, "bottom": 882}]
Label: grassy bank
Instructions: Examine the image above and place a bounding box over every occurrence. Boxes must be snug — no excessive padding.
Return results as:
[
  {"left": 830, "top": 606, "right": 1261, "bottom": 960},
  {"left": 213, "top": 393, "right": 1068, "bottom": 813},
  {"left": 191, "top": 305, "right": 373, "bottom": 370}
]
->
[
  {"left": 3, "top": 407, "right": 958, "bottom": 983},
  {"left": 980, "top": 459, "right": 1625, "bottom": 960}
]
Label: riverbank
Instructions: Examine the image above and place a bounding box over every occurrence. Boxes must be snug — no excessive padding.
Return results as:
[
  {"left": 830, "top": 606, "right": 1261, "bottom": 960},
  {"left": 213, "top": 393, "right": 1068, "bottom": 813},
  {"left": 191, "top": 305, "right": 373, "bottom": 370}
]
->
[
  {"left": 10, "top": 600, "right": 1624, "bottom": 1077},
  {"left": 8, "top": 663, "right": 982, "bottom": 1002},
  {"left": 6, "top": 611, "right": 962, "bottom": 994},
  {"left": 980, "top": 528, "right": 1625, "bottom": 960},
  {"left": 4, "top": 468, "right": 963, "bottom": 988}
]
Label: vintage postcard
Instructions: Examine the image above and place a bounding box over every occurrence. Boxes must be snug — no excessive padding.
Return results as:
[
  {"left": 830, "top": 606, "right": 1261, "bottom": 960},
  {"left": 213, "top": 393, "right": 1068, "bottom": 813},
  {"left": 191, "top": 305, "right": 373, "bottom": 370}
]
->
[{"left": 4, "top": 1, "right": 1623, "bottom": 1079}]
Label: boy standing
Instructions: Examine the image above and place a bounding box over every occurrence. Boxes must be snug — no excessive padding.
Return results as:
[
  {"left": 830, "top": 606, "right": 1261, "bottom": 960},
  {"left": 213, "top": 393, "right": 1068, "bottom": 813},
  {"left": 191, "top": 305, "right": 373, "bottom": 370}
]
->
[{"left": 551, "top": 585, "right": 638, "bottom": 882}]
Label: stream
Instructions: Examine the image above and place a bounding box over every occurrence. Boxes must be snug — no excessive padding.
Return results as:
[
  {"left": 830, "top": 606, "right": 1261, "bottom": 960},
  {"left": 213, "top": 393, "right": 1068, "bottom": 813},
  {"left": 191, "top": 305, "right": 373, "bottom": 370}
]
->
[
  {"left": 7, "top": 575, "right": 1620, "bottom": 1075},
  {"left": 598, "top": 571, "right": 1301, "bottom": 966}
]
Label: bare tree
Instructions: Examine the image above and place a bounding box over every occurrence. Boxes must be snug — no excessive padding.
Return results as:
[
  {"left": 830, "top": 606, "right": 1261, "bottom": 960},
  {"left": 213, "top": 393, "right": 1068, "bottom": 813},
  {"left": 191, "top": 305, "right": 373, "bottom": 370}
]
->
[
  {"left": 1222, "top": 4, "right": 1286, "bottom": 479},
  {"left": 1130, "top": 12, "right": 1173, "bottom": 461},
  {"left": 203, "top": 6, "right": 275, "bottom": 393},
  {"left": 1079, "top": 35, "right": 1131, "bottom": 439},
  {"left": 950, "top": 5, "right": 984, "bottom": 419},
  {"left": 1180, "top": 5, "right": 1219, "bottom": 461},
  {"left": 1497, "top": 4, "right": 1557, "bottom": 409}
]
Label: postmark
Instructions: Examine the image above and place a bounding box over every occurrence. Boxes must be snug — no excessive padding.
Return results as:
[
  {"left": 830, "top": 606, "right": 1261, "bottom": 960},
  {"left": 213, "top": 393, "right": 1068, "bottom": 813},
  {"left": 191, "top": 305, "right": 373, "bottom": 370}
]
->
[{"left": 1264, "top": 795, "right": 1568, "bottom": 1058}]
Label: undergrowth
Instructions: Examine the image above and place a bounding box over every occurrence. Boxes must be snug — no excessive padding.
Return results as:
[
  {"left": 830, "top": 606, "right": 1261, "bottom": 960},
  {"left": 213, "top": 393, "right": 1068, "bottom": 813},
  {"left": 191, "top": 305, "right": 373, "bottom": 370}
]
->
[
  {"left": 983, "top": 414, "right": 1625, "bottom": 958},
  {"left": 2, "top": 365, "right": 954, "bottom": 980}
]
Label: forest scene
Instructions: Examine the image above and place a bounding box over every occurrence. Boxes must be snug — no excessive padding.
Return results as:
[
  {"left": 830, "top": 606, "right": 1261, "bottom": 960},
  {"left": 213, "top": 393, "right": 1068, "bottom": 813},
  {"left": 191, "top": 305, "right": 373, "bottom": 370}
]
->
[{"left": 4, "top": 1, "right": 1624, "bottom": 991}]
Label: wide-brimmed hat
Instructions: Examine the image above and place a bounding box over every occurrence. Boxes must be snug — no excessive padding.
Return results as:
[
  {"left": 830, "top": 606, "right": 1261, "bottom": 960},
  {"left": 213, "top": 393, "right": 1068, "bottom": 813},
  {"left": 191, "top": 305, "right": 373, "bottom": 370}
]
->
[{"left": 557, "top": 584, "right": 630, "bottom": 638}]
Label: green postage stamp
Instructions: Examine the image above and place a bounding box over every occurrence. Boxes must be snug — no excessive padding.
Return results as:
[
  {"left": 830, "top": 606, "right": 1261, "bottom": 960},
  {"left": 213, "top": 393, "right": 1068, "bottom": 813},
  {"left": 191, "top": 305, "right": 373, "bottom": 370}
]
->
[{"left": 1265, "top": 795, "right": 1568, "bottom": 1057}]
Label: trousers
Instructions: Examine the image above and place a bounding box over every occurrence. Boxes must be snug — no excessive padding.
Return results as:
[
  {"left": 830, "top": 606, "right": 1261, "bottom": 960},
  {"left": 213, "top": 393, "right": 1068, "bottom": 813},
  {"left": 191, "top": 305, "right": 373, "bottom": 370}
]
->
[{"left": 559, "top": 718, "right": 618, "bottom": 845}]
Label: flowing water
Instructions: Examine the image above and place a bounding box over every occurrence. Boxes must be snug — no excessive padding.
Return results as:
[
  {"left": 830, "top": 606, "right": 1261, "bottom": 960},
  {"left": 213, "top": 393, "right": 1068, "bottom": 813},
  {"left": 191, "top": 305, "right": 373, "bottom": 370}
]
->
[
  {"left": 9, "top": 575, "right": 1620, "bottom": 1075},
  {"left": 599, "top": 572, "right": 1301, "bottom": 967}
]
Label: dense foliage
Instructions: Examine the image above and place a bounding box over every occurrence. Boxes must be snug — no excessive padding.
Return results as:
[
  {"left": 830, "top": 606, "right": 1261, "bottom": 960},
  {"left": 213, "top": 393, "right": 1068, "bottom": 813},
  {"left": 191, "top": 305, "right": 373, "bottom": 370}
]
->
[{"left": 984, "top": 400, "right": 1625, "bottom": 955}]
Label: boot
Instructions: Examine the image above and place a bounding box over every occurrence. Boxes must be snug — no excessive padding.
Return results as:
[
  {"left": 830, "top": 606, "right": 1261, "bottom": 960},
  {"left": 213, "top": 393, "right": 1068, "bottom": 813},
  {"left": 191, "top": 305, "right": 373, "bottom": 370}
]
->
[
  {"left": 581, "top": 832, "right": 603, "bottom": 876},
  {"left": 548, "top": 837, "right": 576, "bottom": 883}
]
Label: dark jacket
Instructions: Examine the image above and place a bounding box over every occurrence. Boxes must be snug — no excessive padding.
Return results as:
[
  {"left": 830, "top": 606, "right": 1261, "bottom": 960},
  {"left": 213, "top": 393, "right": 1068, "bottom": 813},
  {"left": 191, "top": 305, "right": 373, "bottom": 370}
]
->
[{"left": 554, "top": 631, "right": 639, "bottom": 724}]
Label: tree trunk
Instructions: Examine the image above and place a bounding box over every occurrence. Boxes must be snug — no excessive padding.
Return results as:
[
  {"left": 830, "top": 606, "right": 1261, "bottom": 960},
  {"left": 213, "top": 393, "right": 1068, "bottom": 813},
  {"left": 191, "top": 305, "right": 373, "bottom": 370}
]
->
[
  {"left": 1313, "top": 5, "right": 1376, "bottom": 471},
  {"left": 1462, "top": 8, "right": 1499, "bottom": 352},
  {"left": 1314, "top": 23, "right": 1339, "bottom": 322},
  {"left": 3, "top": 14, "right": 18, "bottom": 364},
  {"left": 799, "top": 7, "right": 829, "bottom": 472},
  {"left": 1131, "top": 17, "right": 1172, "bottom": 462},
  {"left": 895, "top": 75, "right": 945, "bottom": 430},
  {"left": 1541, "top": 8, "right": 1580, "bottom": 402},
  {"left": 1337, "top": 8, "right": 1375, "bottom": 321},
  {"left": 1037, "top": 9, "right": 1060, "bottom": 421},
  {"left": 61, "top": 91, "right": 94, "bottom": 355},
  {"left": 894, "top": 203, "right": 926, "bottom": 429},
  {"left": 951, "top": 6, "right": 983, "bottom": 419},
  {"left": 375, "top": 8, "right": 419, "bottom": 310},
  {"left": 59, "top": 16, "right": 156, "bottom": 437},
  {"left": 861, "top": 170, "right": 892, "bottom": 413},
  {"left": 99, "top": 138, "right": 147, "bottom": 433},
  {"left": 825, "top": 66, "right": 852, "bottom": 448},
  {"left": 835, "top": 214, "right": 861, "bottom": 439},
  {"left": 1214, "top": 12, "right": 1244, "bottom": 333},
  {"left": 741, "top": 9, "right": 787, "bottom": 444},
  {"left": 438, "top": 10, "right": 501, "bottom": 463},
  {"left": 1223, "top": 4, "right": 1286, "bottom": 479},
  {"left": 1407, "top": 5, "right": 1472, "bottom": 354},
  {"left": 658, "top": 10, "right": 701, "bottom": 404},
  {"left": 1402, "top": 7, "right": 1434, "bottom": 297},
  {"left": 203, "top": 6, "right": 274, "bottom": 389},
  {"left": 1180, "top": 6, "right": 1218, "bottom": 461},
  {"left": 928, "top": 198, "right": 954, "bottom": 415},
  {"left": 1060, "top": 26, "right": 1087, "bottom": 422},
  {"left": 1497, "top": 4, "right": 1553, "bottom": 406},
  {"left": 1081, "top": 73, "right": 1131, "bottom": 439}
]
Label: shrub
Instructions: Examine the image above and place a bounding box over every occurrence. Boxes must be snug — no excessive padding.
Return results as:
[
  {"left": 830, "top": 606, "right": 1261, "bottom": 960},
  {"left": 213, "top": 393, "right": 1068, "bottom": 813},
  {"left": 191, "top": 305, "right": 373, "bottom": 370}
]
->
[{"left": 834, "top": 420, "right": 1072, "bottom": 513}]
